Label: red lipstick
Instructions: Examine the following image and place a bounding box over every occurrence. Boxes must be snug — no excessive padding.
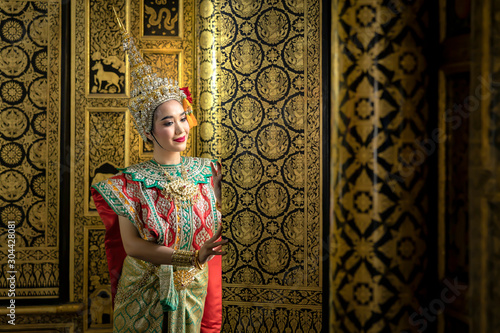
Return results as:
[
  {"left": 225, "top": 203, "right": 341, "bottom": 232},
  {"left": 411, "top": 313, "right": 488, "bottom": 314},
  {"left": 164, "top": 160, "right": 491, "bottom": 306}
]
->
[{"left": 174, "top": 136, "right": 186, "bottom": 142}]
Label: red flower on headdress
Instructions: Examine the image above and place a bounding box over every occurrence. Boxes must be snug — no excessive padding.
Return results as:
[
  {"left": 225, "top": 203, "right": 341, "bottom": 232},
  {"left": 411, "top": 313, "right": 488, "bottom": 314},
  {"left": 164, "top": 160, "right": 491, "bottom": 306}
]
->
[{"left": 180, "top": 87, "right": 193, "bottom": 104}]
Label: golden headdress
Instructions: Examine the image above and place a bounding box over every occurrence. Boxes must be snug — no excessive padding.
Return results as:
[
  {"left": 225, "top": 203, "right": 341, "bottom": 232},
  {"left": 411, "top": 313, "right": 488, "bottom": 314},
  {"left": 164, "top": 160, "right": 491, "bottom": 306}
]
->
[{"left": 113, "top": 8, "right": 197, "bottom": 142}]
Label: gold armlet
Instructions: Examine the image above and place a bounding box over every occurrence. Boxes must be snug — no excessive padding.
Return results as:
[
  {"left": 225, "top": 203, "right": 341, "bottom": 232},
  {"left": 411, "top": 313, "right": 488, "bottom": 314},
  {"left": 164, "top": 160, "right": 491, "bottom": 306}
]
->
[
  {"left": 194, "top": 250, "right": 204, "bottom": 270},
  {"left": 215, "top": 201, "right": 222, "bottom": 212},
  {"left": 171, "top": 250, "right": 195, "bottom": 267}
]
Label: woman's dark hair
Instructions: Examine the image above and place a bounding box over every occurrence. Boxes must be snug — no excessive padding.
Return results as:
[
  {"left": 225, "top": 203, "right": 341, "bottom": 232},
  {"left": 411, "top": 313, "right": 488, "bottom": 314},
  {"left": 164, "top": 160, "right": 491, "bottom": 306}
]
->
[{"left": 145, "top": 105, "right": 161, "bottom": 144}]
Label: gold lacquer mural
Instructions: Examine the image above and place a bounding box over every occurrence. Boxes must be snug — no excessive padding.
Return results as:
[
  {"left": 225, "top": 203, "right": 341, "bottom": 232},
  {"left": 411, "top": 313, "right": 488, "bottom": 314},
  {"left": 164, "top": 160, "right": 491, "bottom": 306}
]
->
[
  {"left": 88, "top": 0, "right": 128, "bottom": 96},
  {"left": 141, "top": 0, "right": 183, "bottom": 38},
  {"left": 0, "top": 0, "right": 61, "bottom": 300},
  {"left": 85, "top": 107, "right": 130, "bottom": 216},
  {"left": 212, "top": 0, "right": 323, "bottom": 330}
]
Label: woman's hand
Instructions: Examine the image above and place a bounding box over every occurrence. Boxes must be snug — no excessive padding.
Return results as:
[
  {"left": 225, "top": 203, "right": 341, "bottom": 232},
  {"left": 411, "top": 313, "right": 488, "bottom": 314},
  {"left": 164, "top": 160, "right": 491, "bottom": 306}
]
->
[
  {"left": 210, "top": 161, "right": 222, "bottom": 204},
  {"left": 198, "top": 227, "right": 228, "bottom": 265}
]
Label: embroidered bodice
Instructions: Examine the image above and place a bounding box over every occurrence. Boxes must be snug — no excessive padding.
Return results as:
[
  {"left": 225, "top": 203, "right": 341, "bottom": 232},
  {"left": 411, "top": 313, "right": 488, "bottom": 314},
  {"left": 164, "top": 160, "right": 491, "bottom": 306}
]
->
[{"left": 92, "top": 157, "right": 220, "bottom": 250}]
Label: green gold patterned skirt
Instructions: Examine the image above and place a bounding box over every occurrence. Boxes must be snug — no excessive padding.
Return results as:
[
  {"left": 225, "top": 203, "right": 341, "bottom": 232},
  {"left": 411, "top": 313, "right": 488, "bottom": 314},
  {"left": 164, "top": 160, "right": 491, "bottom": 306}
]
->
[{"left": 113, "top": 256, "right": 208, "bottom": 333}]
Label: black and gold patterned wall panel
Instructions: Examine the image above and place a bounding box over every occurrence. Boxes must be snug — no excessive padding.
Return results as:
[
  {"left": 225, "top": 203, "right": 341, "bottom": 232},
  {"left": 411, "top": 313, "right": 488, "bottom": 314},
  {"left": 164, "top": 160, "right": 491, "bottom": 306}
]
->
[
  {"left": 0, "top": 1, "right": 61, "bottom": 300},
  {"left": 141, "top": 0, "right": 182, "bottom": 38},
  {"left": 88, "top": 0, "right": 127, "bottom": 96},
  {"left": 85, "top": 108, "right": 130, "bottom": 216},
  {"left": 330, "top": 0, "right": 430, "bottom": 331},
  {"left": 210, "top": 0, "right": 323, "bottom": 330},
  {"left": 73, "top": 0, "right": 196, "bottom": 330}
]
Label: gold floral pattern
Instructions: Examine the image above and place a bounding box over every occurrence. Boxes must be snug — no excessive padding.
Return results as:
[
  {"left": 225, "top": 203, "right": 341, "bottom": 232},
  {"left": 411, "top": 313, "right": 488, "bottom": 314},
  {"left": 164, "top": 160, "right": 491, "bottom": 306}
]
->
[
  {"left": 0, "top": 80, "right": 25, "bottom": 104},
  {"left": 0, "top": 18, "right": 25, "bottom": 42},
  {"left": 0, "top": 46, "right": 28, "bottom": 77}
]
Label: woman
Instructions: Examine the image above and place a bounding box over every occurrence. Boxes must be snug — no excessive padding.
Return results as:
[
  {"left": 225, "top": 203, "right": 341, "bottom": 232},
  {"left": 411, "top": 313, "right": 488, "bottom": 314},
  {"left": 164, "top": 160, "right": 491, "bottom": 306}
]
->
[{"left": 91, "top": 16, "right": 226, "bottom": 332}]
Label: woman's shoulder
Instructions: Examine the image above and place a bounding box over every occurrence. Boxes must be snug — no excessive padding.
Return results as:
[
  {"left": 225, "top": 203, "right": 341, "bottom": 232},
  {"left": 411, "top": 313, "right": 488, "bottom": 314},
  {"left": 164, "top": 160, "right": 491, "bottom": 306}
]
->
[
  {"left": 120, "top": 160, "right": 156, "bottom": 176},
  {"left": 93, "top": 157, "right": 216, "bottom": 190},
  {"left": 119, "top": 160, "right": 168, "bottom": 188},
  {"left": 183, "top": 156, "right": 215, "bottom": 183},
  {"left": 92, "top": 160, "right": 160, "bottom": 189}
]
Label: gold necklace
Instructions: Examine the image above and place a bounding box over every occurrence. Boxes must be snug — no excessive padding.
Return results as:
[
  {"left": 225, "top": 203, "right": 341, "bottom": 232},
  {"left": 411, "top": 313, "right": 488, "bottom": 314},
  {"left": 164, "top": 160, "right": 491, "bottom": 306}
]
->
[{"left": 153, "top": 158, "right": 198, "bottom": 208}]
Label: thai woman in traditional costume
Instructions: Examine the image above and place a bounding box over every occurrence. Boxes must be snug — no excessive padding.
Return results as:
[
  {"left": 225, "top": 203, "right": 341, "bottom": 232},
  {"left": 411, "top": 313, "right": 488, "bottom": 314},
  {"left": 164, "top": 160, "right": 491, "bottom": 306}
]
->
[{"left": 90, "top": 13, "right": 226, "bottom": 332}]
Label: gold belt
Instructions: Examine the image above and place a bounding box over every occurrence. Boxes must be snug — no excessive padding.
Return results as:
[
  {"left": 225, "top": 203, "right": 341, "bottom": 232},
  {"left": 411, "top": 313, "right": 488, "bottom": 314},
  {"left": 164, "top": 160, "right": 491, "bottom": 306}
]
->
[{"left": 173, "top": 267, "right": 202, "bottom": 290}]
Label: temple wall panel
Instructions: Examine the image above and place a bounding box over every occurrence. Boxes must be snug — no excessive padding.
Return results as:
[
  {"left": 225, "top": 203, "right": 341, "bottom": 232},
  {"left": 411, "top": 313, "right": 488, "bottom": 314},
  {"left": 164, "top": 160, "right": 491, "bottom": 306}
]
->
[
  {"left": 0, "top": 0, "right": 61, "bottom": 300},
  {"left": 196, "top": 0, "right": 324, "bottom": 330},
  {"left": 330, "top": 1, "right": 431, "bottom": 331}
]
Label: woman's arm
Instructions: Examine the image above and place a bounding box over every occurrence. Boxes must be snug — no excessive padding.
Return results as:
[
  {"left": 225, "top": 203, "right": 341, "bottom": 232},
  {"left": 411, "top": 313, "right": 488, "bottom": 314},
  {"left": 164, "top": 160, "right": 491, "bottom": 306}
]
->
[
  {"left": 118, "top": 215, "right": 175, "bottom": 265},
  {"left": 118, "top": 215, "right": 227, "bottom": 265},
  {"left": 210, "top": 161, "right": 222, "bottom": 203}
]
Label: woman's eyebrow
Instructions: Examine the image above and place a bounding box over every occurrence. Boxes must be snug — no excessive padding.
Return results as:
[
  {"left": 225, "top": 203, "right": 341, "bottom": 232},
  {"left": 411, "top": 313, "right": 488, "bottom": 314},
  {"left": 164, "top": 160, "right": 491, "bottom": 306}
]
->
[{"left": 160, "top": 112, "right": 186, "bottom": 121}]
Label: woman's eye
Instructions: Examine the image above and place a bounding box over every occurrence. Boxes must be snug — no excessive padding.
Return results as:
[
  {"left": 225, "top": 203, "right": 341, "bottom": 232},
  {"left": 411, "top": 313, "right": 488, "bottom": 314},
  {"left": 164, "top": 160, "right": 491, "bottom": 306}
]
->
[
  {"left": 181, "top": 117, "right": 187, "bottom": 122},
  {"left": 163, "top": 122, "right": 173, "bottom": 126}
]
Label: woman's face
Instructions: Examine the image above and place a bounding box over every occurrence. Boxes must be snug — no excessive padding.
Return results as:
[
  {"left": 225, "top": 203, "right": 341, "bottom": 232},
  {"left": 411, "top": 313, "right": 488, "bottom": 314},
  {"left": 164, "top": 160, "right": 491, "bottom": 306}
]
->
[{"left": 146, "top": 100, "right": 189, "bottom": 153}]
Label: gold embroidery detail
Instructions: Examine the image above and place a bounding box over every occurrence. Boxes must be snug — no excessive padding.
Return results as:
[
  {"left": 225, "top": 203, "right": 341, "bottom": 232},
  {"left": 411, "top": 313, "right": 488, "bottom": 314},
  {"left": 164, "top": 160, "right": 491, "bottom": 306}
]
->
[
  {"left": 173, "top": 267, "right": 203, "bottom": 290},
  {"left": 114, "top": 261, "right": 159, "bottom": 306},
  {"left": 171, "top": 249, "right": 195, "bottom": 267},
  {"left": 153, "top": 159, "right": 199, "bottom": 208}
]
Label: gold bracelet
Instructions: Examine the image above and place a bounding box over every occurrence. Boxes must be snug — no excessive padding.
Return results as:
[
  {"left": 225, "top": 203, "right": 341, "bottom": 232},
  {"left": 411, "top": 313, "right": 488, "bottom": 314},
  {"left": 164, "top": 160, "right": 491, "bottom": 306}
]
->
[
  {"left": 171, "top": 250, "right": 195, "bottom": 267},
  {"left": 194, "top": 250, "right": 204, "bottom": 270},
  {"left": 215, "top": 201, "right": 222, "bottom": 212}
]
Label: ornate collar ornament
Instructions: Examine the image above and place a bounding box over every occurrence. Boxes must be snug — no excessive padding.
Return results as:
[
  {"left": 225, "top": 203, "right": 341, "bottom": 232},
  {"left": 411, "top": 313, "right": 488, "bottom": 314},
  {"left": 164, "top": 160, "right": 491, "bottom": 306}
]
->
[
  {"left": 152, "top": 158, "right": 199, "bottom": 208},
  {"left": 112, "top": 8, "right": 197, "bottom": 142}
]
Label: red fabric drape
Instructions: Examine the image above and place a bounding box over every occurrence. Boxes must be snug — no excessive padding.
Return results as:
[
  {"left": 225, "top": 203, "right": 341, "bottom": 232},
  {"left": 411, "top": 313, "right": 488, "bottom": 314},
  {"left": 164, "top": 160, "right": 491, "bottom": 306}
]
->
[
  {"left": 91, "top": 187, "right": 127, "bottom": 306},
  {"left": 201, "top": 255, "right": 222, "bottom": 332}
]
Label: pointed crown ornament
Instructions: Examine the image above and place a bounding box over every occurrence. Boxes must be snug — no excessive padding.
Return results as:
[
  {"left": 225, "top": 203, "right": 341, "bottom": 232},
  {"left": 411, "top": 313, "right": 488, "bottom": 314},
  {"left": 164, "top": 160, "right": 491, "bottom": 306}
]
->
[{"left": 113, "top": 7, "right": 197, "bottom": 142}]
